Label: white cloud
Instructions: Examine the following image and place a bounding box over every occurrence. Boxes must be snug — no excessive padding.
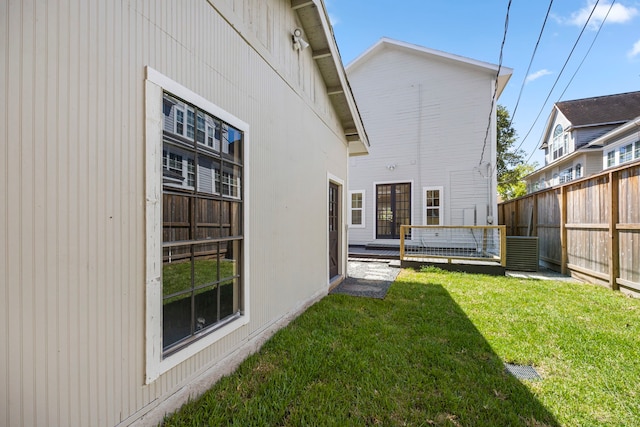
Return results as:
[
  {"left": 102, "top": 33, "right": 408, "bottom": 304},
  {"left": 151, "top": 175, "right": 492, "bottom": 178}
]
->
[
  {"left": 567, "top": 1, "right": 638, "bottom": 29},
  {"left": 328, "top": 13, "right": 340, "bottom": 26},
  {"left": 628, "top": 39, "right": 640, "bottom": 59},
  {"left": 526, "top": 69, "right": 553, "bottom": 84}
]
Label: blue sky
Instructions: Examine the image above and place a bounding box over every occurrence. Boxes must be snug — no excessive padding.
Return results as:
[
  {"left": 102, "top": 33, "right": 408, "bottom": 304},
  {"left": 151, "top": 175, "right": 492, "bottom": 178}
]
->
[{"left": 325, "top": 0, "right": 640, "bottom": 167}]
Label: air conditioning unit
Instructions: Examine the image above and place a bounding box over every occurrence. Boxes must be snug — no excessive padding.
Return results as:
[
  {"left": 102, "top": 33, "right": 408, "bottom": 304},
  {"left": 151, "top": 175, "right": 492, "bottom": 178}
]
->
[{"left": 506, "top": 237, "right": 539, "bottom": 271}]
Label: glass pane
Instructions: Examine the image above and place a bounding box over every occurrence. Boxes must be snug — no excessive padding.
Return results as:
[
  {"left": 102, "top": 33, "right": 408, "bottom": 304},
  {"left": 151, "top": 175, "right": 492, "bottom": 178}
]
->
[
  {"left": 351, "top": 193, "right": 362, "bottom": 208},
  {"left": 352, "top": 209, "right": 362, "bottom": 225},
  {"left": 196, "top": 198, "right": 221, "bottom": 240},
  {"left": 221, "top": 163, "right": 242, "bottom": 199},
  {"left": 194, "top": 283, "right": 219, "bottom": 331},
  {"left": 196, "top": 111, "right": 206, "bottom": 145},
  {"left": 162, "top": 245, "right": 193, "bottom": 349},
  {"left": 193, "top": 243, "right": 219, "bottom": 289},
  {"left": 222, "top": 124, "right": 243, "bottom": 164},
  {"left": 163, "top": 193, "right": 191, "bottom": 242},
  {"left": 220, "top": 240, "right": 240, "bottom": 280},
  {"left": 196, "top": 154, "right": 218, "bottom": 195},
  {"left": 219, "top": 278, "right": 237, "bottom": 319},
  {"left": 229, "top": 201, "right": 242, "bottom": 237}
]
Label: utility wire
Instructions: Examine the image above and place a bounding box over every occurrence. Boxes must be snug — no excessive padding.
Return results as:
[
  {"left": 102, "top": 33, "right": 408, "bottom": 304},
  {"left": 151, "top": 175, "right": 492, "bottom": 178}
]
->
[
  {"left": 524, "top": 0, "right": 614, "bottom": 164},
  {"left": 479, "top": 0, "right": 512, "bottom": 167},
  {"left": 509, "top": 0, "right": 554, "bottom": 128},
  {"left": 515, "top": 0, "right": 602, "bottom": 158}
]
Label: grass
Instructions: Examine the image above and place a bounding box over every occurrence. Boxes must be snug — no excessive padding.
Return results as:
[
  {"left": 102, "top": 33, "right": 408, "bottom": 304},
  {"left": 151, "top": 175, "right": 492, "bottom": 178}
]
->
[
  {"left": 162, "top": 267, "right": 640, "bottom": 426},
  {"left": 163, "top": 259, "right": 236, "bottom": 302}
]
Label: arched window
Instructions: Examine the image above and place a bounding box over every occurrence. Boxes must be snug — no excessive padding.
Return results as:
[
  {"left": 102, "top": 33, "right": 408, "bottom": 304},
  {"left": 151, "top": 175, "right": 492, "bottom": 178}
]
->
[
  {"left": 575, "top": 163, "right": 582, "bottom": 178},
  {"left": 552, "top": 125, "right": 564, "bottom": 160}
]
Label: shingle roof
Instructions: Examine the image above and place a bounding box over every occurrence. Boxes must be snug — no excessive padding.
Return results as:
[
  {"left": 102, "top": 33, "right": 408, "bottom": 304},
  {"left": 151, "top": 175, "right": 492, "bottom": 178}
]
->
[{"left": 556, "top": 91, "right": 640, "bottom": 127}]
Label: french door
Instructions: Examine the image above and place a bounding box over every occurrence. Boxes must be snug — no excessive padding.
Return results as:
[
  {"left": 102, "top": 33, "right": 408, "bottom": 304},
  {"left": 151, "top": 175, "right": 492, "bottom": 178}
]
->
[{"left": 376, "top": 183, "right": 411, "bottom": 239}]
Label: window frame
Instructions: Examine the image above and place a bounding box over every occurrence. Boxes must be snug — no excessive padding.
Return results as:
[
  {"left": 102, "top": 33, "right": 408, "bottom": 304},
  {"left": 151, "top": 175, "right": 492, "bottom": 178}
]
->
[
  {"left": 423, "top": 186, "right": 443, "bottom": 226},
  {"left": 348, "top": 190, "right": 365, "bottom": 228},
  {"left": 145, "top": 67, "right": 250, "bottom": 384}
]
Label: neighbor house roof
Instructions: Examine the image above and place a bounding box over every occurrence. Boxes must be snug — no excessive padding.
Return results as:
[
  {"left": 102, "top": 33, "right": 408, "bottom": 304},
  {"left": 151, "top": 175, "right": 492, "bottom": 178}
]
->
[
  {"left": 538, "top": 91, "right": 640, "bottom": 149},
  {"left": 556, "top": 91, "right": 640, "bottom": 128},
  {"left": 346, "top": 37, "right": 513, "bottom": 98}
]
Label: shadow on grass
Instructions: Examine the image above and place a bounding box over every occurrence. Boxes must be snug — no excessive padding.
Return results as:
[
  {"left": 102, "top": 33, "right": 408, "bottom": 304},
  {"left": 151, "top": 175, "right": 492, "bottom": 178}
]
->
[{"left": 163, "top": 278, "right": 559, "bottom": 426}]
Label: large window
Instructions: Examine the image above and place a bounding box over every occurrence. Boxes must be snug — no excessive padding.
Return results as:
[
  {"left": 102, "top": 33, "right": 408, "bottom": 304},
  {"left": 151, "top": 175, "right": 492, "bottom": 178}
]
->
[
  {"left": 423, "top": 187, "right": 442, "bottom": 225},
  {"left": 161, "top": 92, "right": 244, "bottom": 356},
  {"left": 559, "top": 167, "right": 573, "bottom": 184},
  {"left": 146, "top": 68, "right": 249, "bottom": 382},
  {"left": 349, "top": 191, "right": 365, "bottom": 227},
  {"left": 620, "top": 143, "right": 634, "bottom": 164},
  {"left": 376, "top": 183, "right": 411, "bottom": 239}
]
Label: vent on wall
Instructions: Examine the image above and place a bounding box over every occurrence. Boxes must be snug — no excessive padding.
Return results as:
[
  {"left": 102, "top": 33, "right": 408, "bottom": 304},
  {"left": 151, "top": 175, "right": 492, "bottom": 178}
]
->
[{"left": 506, "top": 236, "right": 539, "bottom": 271}]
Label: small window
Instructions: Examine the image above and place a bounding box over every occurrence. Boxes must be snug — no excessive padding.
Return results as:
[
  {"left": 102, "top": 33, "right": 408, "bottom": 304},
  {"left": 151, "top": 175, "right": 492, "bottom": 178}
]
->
[
  {"left": 552, "top": 125, "right": 564, "bottom": 160},
  {"left": 575, "top": 163, "right": 582, "bottom": 179},
  {"left": 635, "top": 141, "right": 640, "bottom": 159},
  {"left": 607, "top": 151, "right": 616, "bottom": 168},
  {"left": 349, "top": 191, "right": 365, "bottom": 228},
  {"left": 424, "top": 187, "right": 442, "bottom": 225}
]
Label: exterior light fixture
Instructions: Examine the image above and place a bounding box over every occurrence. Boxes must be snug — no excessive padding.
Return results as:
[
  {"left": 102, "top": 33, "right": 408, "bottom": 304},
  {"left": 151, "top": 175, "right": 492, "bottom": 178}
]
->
[{"left": 292, "top": 28, "right": 309, "bottom": 51}]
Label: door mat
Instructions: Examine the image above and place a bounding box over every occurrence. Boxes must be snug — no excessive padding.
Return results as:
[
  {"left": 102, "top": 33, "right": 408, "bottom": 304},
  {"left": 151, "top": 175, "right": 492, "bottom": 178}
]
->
[
  {"left": 330, "top": 277, "right": 392, "bottom": 299},
  {"left": 504, "top": 363, "right": 542, "bottom": 380}
]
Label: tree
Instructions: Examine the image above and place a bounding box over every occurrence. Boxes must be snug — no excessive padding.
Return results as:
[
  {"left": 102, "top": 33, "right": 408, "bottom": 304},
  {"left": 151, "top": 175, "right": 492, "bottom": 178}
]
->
[{"left": 496, "top": 105, "right": 535, "bottom": 200}]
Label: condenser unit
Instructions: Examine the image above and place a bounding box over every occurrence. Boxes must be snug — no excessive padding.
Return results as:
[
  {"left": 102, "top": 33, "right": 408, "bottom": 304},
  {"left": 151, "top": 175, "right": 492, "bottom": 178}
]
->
[{"left": 506, "top": 236, "right": 539, "bottom": 271}]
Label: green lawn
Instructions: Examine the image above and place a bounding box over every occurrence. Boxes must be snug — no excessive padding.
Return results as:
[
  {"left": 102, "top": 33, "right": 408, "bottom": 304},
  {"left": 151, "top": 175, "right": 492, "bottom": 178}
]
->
[{"left": 162, "top": 267, "right": 640, "bottom": 426}]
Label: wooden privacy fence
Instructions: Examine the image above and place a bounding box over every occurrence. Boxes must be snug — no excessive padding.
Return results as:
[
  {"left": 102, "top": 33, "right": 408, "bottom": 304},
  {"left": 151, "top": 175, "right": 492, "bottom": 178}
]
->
[{"left": 498, "top": 161, "right": 640, "bottom": 296}]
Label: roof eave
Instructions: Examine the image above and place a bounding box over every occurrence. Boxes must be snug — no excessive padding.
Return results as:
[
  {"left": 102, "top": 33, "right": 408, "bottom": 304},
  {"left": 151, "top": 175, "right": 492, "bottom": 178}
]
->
[{"left": 292, "top": 0, "right": 369, "bottom": 155}]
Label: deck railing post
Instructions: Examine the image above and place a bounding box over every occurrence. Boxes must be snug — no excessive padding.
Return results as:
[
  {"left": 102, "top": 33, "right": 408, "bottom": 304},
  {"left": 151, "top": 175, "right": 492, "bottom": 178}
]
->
[
  {"left": 399, "top": 225, "right": 406, "bottom": 261},
  {"left": 609, "top": 171, "right": 620, "bottom": 290}
]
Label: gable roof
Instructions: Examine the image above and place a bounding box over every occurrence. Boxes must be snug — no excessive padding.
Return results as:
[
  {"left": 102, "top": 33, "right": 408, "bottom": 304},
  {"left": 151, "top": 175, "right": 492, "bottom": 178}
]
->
[
  {"left": 556, "top": 91, "right": 640, "bottom": 128},
  {"left": 346, "top": 37, "right": 513, "bottom": 98}
]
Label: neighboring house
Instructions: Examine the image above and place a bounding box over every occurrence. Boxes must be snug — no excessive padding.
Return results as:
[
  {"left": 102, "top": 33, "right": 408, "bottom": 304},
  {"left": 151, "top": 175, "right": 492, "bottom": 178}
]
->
[
  {"left": 346, "top": 38, "right": 512, "bottom": 245},
  {"left": 525, "top": 91, "right": 640, "bottom": 192},
  {"left": 1, "top": 1, "right": 367, "bottom": 426}
]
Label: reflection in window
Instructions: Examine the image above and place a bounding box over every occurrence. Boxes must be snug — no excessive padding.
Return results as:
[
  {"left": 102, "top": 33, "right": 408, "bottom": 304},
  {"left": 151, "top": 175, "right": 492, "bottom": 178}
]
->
[
  {"left": 607, "top": 151, "right": 615, "bottom": 168},
  {"left": 620, "top": 144, "right": 633, "bottom": 164},
  {"left": 161, "top": 92, "right": 244, "bottom": 356}
]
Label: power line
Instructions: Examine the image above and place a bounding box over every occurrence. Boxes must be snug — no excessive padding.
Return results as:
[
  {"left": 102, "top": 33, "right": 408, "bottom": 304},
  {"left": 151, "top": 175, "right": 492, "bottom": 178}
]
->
[
  {"left": 515, "top": 0, "right": 603, "bottom": 158},
  {"left": 508, "top": 0, "right": 554, "bottom": 128},
  {"left": 479, "top": 0, "right": 512, "bottom": 167},
  {"left": 524, "top": 0, "right": 615, "bottom": 164}
]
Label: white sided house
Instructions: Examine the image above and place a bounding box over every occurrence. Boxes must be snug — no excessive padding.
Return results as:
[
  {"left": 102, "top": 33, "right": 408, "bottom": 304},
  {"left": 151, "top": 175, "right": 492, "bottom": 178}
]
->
[
  {"left": 1, "top": 1, "right": 367, "bottom": 426},
  {"left": 346, "top": 38, "right": 512, "bottom": 247}
]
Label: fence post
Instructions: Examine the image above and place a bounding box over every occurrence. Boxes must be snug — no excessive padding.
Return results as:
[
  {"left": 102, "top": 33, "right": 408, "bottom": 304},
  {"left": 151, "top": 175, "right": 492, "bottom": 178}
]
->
[
  {"left": 500, "top": 225, "right": 507, "bottom": 267},
  {"left": 560, "top": 186, "right": 568, "bottom": 275},
  {"left": 399, "top": 225, "right": 405, "bottom": 261},
  {"left": 609, "top": 171, "right": 620, "bottom": 290}
]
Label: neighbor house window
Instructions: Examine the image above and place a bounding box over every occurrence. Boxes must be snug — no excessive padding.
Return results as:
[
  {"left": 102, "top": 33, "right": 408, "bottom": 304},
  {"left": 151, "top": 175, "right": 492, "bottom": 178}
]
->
[
  {"left": 145, "top": 68, "right": 249, "bottom": 383},
  {"left": 349, "top": 191, "right": 365, "bottom": 227},
  {"left": 575, "top": 163, "right": 582, "bottom": 179},
  {"left": 620, "top": 143, "right": 633, "bottom": 164},
  {"left": 635, "top": 141, "right": 640, "bottom": 159},
  {"left": 607, "top": 150, "right": 616, "bottom": 168},
  {"left": 552, "top": 125, "right": 565, "bottom": 160},
  {"left": 424, "top": 187, "right": 443, "bottom": 225},
  {"left": 559, "top": 167, "right": 573, "bottom": 184}
]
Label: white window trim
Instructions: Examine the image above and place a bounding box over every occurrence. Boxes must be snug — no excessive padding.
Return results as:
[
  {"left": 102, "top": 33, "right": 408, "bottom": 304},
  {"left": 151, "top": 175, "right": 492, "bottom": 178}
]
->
[
  {"left": 348, "top": 190, "right": 365, "bottom": 228},
  {"left": 423, "top": 186, "right": 444, "bottom": 226},
  {"left": 145, "top": 67, "right": 250, "bottom": 384}
]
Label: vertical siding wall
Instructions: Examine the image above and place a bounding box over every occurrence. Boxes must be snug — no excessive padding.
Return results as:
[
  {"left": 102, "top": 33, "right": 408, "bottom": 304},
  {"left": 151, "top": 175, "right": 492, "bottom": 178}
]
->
[
  {"left": 1, "top": 1, "right": 349, "bottom": 426},
  {"left": 347, "top": 48, "right": 495, "bottom": 244}
]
